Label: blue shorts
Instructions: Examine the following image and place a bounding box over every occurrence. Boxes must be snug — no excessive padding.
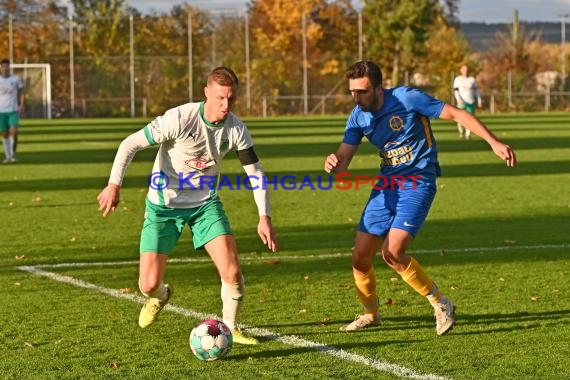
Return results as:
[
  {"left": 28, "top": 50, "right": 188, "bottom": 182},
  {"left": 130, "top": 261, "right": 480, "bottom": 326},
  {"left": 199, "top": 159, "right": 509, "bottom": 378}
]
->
[{"left": 358, "top": 181, "right": 436, "bottom": 237}]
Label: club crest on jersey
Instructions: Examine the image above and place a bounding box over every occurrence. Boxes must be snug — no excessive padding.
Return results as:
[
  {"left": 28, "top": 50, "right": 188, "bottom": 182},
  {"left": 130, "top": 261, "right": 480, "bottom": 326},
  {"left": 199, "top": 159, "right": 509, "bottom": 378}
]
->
[
  {"left": 184, "top": 156, "right": 216, "bottom": 171},
  {"left": 389, "top": 115, "right": 404, "bottom": 131}
]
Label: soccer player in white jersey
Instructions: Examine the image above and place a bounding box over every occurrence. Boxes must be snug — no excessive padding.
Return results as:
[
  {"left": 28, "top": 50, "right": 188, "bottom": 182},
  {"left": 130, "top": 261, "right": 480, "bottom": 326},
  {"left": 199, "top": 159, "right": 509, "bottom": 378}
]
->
[
  {"left": 453, "top": 64, "right": 482, "bottom": 139},
  {"left": 0, "top": 59, "right": 24, "bottom": 163},
  {"left": 97, "top": 67, "right": 278, "bottom": 345}
]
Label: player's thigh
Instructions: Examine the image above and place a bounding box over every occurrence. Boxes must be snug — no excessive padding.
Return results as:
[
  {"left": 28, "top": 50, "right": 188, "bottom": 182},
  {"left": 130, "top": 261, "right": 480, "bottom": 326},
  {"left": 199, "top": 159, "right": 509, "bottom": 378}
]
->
[
  {"left": 391, "top": 182, "right": 437, "bottom": 237},
  {"left": 8, "top": 112, "right": 19, "bottom": 128},
  {"left": 204, "top": 234, "right": 241, "bottom": 283},
  {"left": 358, "top": 188, "right": 396, "bottom": 237},
  {"left": 381, "top": 228, "right": 415, "bottom": 269},
  {"left": 352, "top": 231, "right": 383, "bottom": 272},
  {"left": 190, "top": 198, "right": 239, "bottom": 282},
  {"left": 190, "top": 197, "right": 233, "bottom": 250},
  {"left": 0, "top": 113, "right": 9, "bottom": 133},
  {"left": 140, "top": 200, "right": 186, "bottom": 255}
]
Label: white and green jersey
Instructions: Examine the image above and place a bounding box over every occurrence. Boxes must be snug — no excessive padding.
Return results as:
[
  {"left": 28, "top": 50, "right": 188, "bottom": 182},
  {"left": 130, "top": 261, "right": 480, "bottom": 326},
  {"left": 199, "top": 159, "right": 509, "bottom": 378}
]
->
[
  {"left": 0, "top": 75, "right": 23, "bottom": 113},
  {"left": 109, "top": 101, "right": 254, "bottom": 208}
]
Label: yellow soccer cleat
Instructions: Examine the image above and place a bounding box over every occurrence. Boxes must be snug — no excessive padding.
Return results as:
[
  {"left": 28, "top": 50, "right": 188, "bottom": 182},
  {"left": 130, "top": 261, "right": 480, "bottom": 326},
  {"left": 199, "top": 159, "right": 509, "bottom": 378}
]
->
[
  {"left": 231, "top": 328, "right": 260, "bottom": 345},
  {"left": 138, "top": 284, "right": 172, "bottom": 328}
]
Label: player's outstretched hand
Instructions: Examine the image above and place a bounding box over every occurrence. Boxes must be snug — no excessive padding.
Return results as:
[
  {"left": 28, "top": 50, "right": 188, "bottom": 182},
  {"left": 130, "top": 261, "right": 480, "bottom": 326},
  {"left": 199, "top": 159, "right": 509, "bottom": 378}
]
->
[
  {"left": 258, "top": 215, "right": 278, "bottom": 252},
  {"left": 491, "top": 141, "right": 517, "bottom": 168},
  {"left": 97, "top": 183, "right": 121, "bottom": 217},
  {"left": 324, "top": 153, "right": 339, "bottom": 173}
]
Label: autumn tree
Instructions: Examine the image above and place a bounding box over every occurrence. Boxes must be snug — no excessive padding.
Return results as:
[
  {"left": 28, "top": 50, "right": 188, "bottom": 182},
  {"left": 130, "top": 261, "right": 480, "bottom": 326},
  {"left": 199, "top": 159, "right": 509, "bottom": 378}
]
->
[
  {"left": 362, "top": 0, "right": 462, "bottom": 87},
  {"left": 248, "top": 0, "right": 358, "bottom": 114},
  {"left": 479, "top": 23, "right": 542, "bottom": 111},
  {"left": 0, "top": 0, "right": 69, "bottom": 115},
  {"left": 418, "top": 14, "right": 471, "bottom": 102}
]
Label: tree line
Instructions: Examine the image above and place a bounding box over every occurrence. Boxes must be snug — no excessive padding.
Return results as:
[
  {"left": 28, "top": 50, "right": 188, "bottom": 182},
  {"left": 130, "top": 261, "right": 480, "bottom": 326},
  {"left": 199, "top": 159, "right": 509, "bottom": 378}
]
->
[{"left": 0, "top": 0, "right": 564, "bottom": 117}]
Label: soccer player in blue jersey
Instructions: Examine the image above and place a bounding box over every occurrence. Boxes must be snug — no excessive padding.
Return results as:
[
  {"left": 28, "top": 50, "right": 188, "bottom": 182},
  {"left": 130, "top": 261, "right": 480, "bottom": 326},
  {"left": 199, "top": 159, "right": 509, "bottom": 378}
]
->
[{"left": 324, "top": 61, "right": 516, "bottom": 335}]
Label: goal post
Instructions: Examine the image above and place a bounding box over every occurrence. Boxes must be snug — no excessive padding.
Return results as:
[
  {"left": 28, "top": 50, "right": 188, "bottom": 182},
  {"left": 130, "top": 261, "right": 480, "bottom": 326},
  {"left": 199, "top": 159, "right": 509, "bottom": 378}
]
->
[{"left": 11, "top": 63, "right": 52, "bottom": 119}]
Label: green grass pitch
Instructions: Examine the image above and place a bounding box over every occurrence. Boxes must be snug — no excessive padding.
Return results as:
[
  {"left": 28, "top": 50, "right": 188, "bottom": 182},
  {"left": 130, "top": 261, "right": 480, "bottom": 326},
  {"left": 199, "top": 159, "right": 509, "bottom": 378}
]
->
[{"left": 0, "top": 113, "right": 569, "bottom": 379}]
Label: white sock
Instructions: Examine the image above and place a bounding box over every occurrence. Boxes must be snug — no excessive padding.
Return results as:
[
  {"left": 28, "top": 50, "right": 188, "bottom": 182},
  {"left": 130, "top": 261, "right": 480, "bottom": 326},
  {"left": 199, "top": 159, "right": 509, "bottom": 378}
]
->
[
  {"left": 3, "top": 137, "right": 13, "bottom": 158},
  {"left": 139, "top": 280, "right": 168, "bottom": 300},
  {"left": 221, "top": 275, "right": 244, "bottom": 331}
]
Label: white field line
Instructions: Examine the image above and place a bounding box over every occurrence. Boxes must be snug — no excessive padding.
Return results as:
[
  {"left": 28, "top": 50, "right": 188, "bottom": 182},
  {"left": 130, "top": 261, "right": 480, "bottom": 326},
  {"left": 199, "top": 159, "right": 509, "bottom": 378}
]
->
[
  {"left": 16, "top": 265, "right": 449, "bottom": 380},
  {"left": 25, "top": 243, "right": 569, "bottom": 270}
]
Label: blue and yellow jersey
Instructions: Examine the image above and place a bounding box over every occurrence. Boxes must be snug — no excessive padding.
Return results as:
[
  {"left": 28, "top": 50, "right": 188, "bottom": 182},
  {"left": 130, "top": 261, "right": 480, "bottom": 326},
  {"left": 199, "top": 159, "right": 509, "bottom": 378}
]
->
[{"left": 343, "top": 86, "right": 444, "bottom": 182}]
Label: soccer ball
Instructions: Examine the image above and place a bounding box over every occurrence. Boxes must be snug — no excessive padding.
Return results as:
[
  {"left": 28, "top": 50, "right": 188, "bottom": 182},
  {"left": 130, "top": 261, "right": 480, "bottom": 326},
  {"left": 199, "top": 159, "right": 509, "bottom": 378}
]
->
[{"left": 189, "top": 319, "right": 233, "bottom": 361}]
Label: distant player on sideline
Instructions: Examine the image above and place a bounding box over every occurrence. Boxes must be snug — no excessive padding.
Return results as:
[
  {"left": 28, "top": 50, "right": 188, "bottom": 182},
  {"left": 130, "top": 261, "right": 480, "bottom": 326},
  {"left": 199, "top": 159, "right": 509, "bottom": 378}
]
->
[
  {"left": 324, "top": 61, "right": 516, "bottom": 335},
  {"left": 0, "top": 59, "right": 24, "bottom": 163},
  {"left": 453, "top": 64, "right": 482, "bottom": 139},
  {"left": 97, "top": 66, "right": 278, "bottom": 345}
]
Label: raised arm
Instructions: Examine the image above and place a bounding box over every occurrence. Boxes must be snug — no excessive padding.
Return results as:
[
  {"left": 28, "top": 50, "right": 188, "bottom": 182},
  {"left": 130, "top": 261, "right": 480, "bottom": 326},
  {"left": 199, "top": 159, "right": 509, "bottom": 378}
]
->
[{"left": 439, "top": 104, "right": 516, "bottom": 167}]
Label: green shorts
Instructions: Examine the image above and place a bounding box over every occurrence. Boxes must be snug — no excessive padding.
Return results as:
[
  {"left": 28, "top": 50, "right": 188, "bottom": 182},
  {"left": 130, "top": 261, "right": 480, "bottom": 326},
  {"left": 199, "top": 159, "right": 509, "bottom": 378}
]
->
[
  {"left": 0, "top": 112, "right": 19, "bottom": 132},
  {"left": 458, "top": 103, "right": 475, "bottom": 114},
  {"left": 140, "top": 197, "right": 233, "bottom": 254}
]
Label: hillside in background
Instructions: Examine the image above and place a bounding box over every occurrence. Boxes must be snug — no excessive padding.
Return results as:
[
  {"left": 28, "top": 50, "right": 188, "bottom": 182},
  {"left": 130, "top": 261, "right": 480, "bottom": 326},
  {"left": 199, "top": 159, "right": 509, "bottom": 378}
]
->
[{"left": 460, "top": 21, "right": 567, "bottom": 51}]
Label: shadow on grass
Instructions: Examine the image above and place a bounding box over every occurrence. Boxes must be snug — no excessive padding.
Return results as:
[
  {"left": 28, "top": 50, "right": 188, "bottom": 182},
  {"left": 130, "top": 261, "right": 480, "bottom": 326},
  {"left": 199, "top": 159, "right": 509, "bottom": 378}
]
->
[
  {"left": 4, "top": 212, "right": 567, "bottom": 268},
  {"left": 239, "top": 309, "right": 570, "bottom": 358},
  {"left": 225, "top": 338, "right": 424, "bottom": 361},
  {"left": 1, "top": 156, "right": 568, "bottom": 194}
]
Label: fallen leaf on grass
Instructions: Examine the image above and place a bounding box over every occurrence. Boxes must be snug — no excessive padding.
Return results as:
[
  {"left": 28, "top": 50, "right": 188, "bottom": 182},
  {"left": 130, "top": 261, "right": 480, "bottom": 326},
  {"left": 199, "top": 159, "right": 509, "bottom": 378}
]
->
[
  {"left": 110, "top": 361, "right": 118, "bottom": 368},
  {"left": 385, "top": 298, "right": 395, "bottom": 306},
  {"left": 24, "top": 342, "right": 34, "bottom": 349},
  {"left": 319, "top": 316, "right": 331, "bottom": 325},
  {"left": 440, "top": 249, "right": 446, "bottom": 256},
  {"left": 531, "top": 296, "right": 539, "bottom": 303},
  {"left": 15, "top": 255, "right": 26, "bottom": 260}
]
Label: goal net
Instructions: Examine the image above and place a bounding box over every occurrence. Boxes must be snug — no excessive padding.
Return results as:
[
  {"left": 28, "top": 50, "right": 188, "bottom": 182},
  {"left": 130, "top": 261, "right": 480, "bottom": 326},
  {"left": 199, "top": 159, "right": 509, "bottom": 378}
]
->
[{"left": 11, "top": 63, "right": 52, "bottom": 119}]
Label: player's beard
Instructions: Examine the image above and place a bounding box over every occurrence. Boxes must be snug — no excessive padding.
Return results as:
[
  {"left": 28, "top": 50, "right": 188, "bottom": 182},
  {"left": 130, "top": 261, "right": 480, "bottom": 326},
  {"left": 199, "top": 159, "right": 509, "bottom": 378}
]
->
[{"left": 358, "top": 93, "right": 378, "bottom": 112}]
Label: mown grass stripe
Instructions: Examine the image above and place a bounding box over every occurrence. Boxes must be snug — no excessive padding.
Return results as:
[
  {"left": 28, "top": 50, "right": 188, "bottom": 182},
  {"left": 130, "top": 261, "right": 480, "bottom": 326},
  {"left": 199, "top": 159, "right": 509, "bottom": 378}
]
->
[{"left": 16, "top": 265, "right": 449, "bottom": 380}]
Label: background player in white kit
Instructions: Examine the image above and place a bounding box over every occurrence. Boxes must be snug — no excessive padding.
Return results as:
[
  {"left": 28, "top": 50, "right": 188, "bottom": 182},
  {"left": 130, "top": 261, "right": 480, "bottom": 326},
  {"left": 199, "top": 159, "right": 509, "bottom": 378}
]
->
[
  {"left": 97, "top": 67, "right": 278, "bottom": 345},
  {"left": 453, "top": 64, "right": 482, "bottom": 140},
  {"left": 0, "top": 59, "right": 24, "bottom": 163}
]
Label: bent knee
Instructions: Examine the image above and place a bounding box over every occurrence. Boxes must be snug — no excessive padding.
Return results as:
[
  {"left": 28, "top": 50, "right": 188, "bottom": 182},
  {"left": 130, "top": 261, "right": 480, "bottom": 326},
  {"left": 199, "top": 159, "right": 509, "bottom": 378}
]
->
[
  {"left": 138, "top": 277, "right": 161, "bottom": 295},
  {"left": 381, "top": 249, "right": 408, "bottom": 270}
]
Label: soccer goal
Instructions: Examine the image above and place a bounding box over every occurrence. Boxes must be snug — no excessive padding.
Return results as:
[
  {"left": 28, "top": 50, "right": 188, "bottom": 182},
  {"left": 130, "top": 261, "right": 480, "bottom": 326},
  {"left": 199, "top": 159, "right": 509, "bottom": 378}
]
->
[{"left": 11, "top": 63, "right": 52, "bottom": 119}]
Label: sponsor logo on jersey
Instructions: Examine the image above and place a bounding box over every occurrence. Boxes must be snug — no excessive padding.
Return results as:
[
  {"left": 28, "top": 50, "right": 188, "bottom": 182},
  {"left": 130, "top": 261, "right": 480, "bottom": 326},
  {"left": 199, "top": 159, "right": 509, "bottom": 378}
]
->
[
  {"left": 380, "top": 141, "right": 414, "bottom": 166},
  {"left": 184, "top": 155, "right": 216, "bottom": 171}
]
